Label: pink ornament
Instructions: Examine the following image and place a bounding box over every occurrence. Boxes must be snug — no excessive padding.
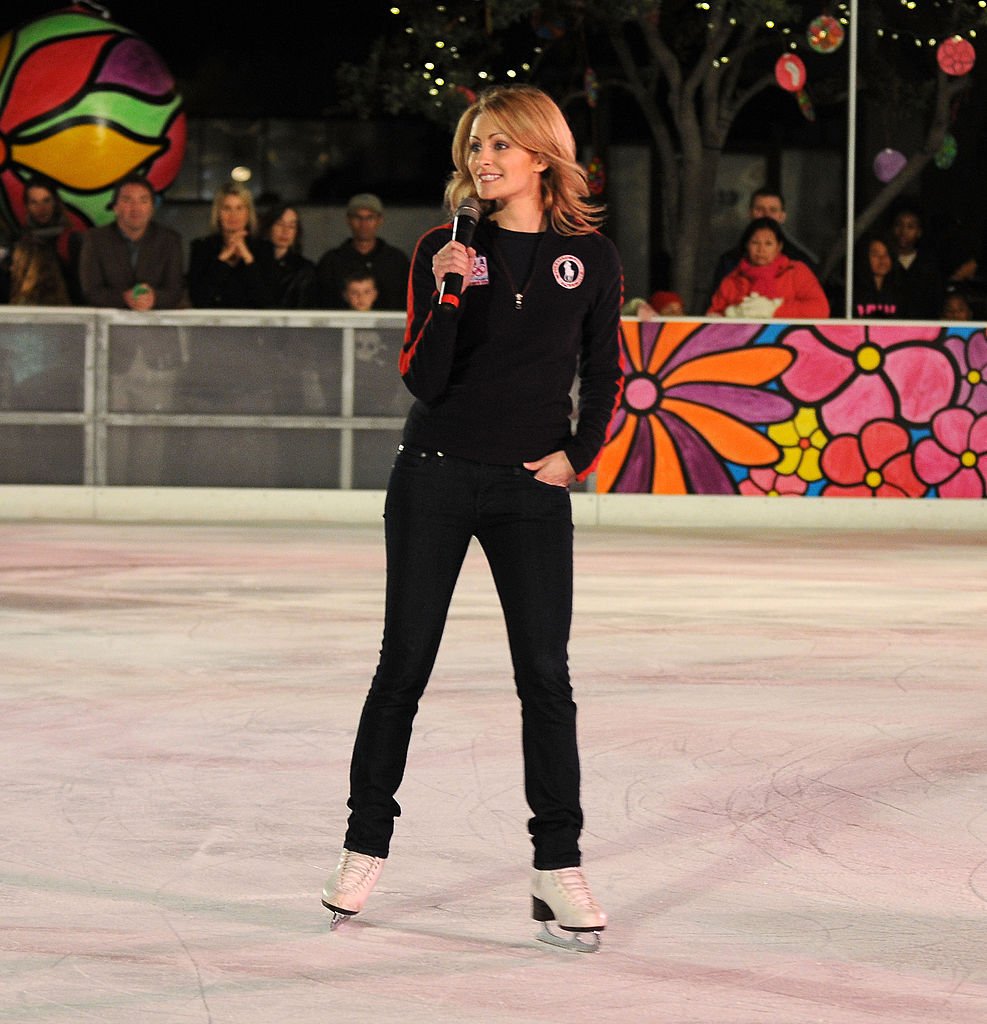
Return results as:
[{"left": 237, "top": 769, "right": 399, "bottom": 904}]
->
[
  {"left": 775, "top": 53, "right": 806, "bottom": 93},
  {"left": 937, "top": 36, "right": 976, "bottom": 77},
  {"left": 873, "top": 148, "right": 907, "bottom": 183}
]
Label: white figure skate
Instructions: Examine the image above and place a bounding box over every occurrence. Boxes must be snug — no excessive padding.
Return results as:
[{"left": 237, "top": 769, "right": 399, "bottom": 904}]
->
[
  {"left": 321, "top": 849, "right": 384, "bottom": 930},
  {"left": 531, "top": 866, "right": 606, "bottom": 952}
]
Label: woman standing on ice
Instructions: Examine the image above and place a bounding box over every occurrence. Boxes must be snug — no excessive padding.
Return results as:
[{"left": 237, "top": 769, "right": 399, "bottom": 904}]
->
[{"left": 322, "top": 84, "right": 623, "bottom": 951}]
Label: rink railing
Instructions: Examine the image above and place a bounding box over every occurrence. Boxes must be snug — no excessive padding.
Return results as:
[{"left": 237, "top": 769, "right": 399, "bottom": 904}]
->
[
  {"left": 1, "top": 309, "right": 985, "bottom": 521},
  {"left": 0, "top": 307, "right": 412, "bottom": 490}
]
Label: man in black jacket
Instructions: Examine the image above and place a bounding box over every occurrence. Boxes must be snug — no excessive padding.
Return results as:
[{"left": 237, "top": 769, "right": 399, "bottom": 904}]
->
[
  {"left": 78, "top": 173, "right": 187, "bottom": 482},
  {"left": 315, "top": 193, "right": 410, "bottom": 310},
  {"left": 78, "top": 174, "right": 186, "bottom": 311}
]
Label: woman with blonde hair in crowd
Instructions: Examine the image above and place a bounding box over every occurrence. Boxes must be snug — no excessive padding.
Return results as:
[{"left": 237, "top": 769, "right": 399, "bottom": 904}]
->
[
  {"left": 187, "top": 181, "right": 275, "bottom": 308},
  {"left": 321, "top": 84, "right": 622, "bottom": 952}
]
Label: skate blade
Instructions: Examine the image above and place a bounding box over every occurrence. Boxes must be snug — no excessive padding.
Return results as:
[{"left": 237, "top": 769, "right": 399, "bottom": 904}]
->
[
  {"left": 535, "top": 922, "right": 602, "bottom": 953},
  {"left": 322, "top": 899, "right": 356, "bottom": 932}
]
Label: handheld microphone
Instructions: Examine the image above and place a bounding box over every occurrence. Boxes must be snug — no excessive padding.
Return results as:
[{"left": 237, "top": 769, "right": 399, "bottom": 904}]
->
[{"left": 438, "top": 197, "right": 482, "bottom": 310}]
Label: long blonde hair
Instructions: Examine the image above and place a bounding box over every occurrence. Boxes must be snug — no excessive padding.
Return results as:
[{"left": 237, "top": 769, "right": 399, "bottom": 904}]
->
[{"left": 444, "top": 85, "right": 604, "bottom": 236}]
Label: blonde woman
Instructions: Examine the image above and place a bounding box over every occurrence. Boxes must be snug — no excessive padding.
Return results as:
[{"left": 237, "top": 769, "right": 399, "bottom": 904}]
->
[
  {"left": 187, "top": 181, "right": 274, "bottom": 308},
  {"left": 323, "top": 85, "right": 623, "bottom": 951}
]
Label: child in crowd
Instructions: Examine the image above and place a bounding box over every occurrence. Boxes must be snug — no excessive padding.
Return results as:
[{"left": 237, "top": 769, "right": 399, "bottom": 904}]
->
[{"left": 341, "top": 269, "right": 379, "bottom": 311}]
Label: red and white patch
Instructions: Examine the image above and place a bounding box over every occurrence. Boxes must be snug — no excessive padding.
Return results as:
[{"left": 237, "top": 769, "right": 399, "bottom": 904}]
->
[
  {"left": 552, "top": 255, "right": 584, "bottom": 289},
  {"left": 470, "top": 255, "right": 489, "bottom": 286}
]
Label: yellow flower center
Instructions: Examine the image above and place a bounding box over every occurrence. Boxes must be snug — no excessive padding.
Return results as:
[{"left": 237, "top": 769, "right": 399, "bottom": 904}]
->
[
  {"left": 768, "top": 489, "right": 779, "bottom": 497},
  {"left": 961, "top": 450, "right": 977, "bottom": 469},
  {"left": 856, "top": 344, "right": 882, "bottom": 373},
  {"left": 865, "top": 469, "right": 883, "bottom": 489},
  {"left": 968, "top": 369, "right": 983, "bottom": 385}
]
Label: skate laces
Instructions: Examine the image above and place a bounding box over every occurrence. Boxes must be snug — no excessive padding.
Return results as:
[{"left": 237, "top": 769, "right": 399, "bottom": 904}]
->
[
  {"left": 335, "top": 851, "right": 382, "bottom": 893},
  {"left": 551, "top": 867, "right": 597, "bottom": 908}
]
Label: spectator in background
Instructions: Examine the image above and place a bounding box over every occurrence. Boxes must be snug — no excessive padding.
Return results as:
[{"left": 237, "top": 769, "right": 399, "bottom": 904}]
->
[
  {"left": 648, "top": 290, "right": 685, "bottom": 316},
  {"left": 260, "top": 202, "right": 316, "bottom": 308},
  {"left": 78, "top": 173, "right": 186, "bottom": 310},
  {"left": 8, "top": 233, "right": 71, "bottom": 305},
  {"left": 621, "top": 289, "right": 684, "bottom": 320},
  {"left": 707, "top": 217, "right": 829, "bottom": 319},
  {"left": 852, "top": 234, "right": 903, "bottom": 319},
  {"left": 942, "top": 286, "right": 974, "bottom": 322},
  {"left": 889, "top": 204, "right": 944, "bottom": 320},
  {"left": 79, "top": 173, "right": 187, "bottom": 482},
  {"left": 708, "top": 186, "right": 818, "bottom": 308},
  {"left": 341, "top": 268, "right": 378, "bottom": 311},
  {"left": 315, "top": 193, "right": 410, "bottom": 309},
  {"left": 187, "top": 181, "right": 275, "bottom": 308},
  {"left": 19, "top": 175, "right": 84, "bottom": 303}
]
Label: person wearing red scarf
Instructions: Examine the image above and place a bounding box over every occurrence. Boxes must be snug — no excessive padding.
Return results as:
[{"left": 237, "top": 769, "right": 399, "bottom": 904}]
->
[{"left": 707, "top": 217, "right": 829, "bottom": 319}]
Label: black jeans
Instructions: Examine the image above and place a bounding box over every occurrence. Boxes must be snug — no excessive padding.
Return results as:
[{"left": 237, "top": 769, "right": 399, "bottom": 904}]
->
[{"left": 344, "top": 444, "right": 583, "bottom": 870}]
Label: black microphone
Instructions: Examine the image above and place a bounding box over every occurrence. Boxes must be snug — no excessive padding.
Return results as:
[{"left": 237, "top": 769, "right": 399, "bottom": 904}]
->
[{"left": 438, "top": 197, "right": 482, "bottom": 310}]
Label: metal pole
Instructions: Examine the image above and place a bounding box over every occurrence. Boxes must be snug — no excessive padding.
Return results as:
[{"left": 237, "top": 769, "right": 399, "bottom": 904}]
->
[{"left": 844, "top": 0, "right": 859, "bottom": 319}]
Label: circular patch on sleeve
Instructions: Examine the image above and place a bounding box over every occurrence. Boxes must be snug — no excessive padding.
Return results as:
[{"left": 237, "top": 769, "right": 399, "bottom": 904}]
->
[{"left": 553, "top": 255, "right": 585, "bottom": 289}]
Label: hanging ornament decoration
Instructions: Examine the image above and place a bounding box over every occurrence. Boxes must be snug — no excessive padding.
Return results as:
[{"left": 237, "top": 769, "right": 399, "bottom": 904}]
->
[
  {"left": 583, "top": 68, "right": 599, "bottom": 109},
  {"left": 775, "top": 53, "right": 807, "bottom": 93},
  {"left": 873, "top": 148, "right": 907, "bottom": 183},
  {"left": 0, "top": 6, "right": 186, "bottom": 232},
  {"left": 796, "top": 89, "right": 816, "bottom": 122},
  {"left": 807, "top": 15, "right": 845, "bottom": 55},
  {"left": 937, "top": 36, "right": 976, "bottom": 77},
  {"left": 935, "top": 133, "right": 958, "bottom": 170},
  {"left": 586, "top": 155, "right": 606, "bottom": 196}
]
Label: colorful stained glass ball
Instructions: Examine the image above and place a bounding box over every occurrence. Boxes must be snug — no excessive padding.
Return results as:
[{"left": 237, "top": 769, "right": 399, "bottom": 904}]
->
[
  {"left": 0, "top": 4, "right": 186, "bottom": 233},
  {"left": 935, "top": 133, "right": 958, "bottom": 170},
  {"left": 586, "top": 156, "right": 605, "bottom": 196},
  {"left": 807, "top": 16, "right": 845, "bottom": 55}
]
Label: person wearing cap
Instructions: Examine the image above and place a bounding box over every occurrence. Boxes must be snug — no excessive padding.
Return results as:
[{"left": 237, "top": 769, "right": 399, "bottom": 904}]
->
[{"left": 314, "top": 193, "right": 410, "bottom": 310}]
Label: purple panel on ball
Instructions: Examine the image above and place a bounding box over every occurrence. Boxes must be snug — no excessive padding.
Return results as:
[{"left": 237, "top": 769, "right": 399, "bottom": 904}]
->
[{"left": 96, "top": 38, "right": 173, "bottom": 95}]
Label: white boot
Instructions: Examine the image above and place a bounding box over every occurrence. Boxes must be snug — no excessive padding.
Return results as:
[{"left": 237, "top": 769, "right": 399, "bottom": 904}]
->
[
  {"left": 531, "top": 866, "right": 606, "bottom": 952},
  {"left": 322, "top": 849, "right": 384, "bottom": 929}
]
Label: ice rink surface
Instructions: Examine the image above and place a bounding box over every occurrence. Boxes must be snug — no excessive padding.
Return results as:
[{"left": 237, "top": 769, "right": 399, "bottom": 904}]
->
[{"left": 2, "top": 517, "right": 986, "bottom": 1023}]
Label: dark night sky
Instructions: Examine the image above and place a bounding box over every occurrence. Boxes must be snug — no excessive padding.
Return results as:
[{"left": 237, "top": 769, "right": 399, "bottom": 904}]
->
[{"left": 9, "top": 1, "right": 397, "bottom": 117}]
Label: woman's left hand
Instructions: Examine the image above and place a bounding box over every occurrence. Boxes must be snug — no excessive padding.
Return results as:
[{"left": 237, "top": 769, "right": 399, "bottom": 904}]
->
[{"left": 523, "top": 450, "right": 575, "bottom": 487}]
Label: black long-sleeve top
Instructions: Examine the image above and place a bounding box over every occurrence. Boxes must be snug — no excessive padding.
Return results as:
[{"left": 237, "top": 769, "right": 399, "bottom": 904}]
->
[
  {"left": 187, "top": 234, "right": 276, "bottom": 309},
  {"left": 399, "top": 217, "right": 623, "bottom": 478}
]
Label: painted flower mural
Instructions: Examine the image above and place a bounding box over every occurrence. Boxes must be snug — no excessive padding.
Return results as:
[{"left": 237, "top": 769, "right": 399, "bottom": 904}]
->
[
  {"left": 820, "top": 420, "right": 926, "bottom": 498},
  {"left": 597, "top": 319, "right": 986, "bottom": 501},
  {"left": 943, "top": 330, "right": 987, "bottom": 414},
  {"left": 596, "top": 320, "right": 795, "bottom": 493},
  {"left": 738, "top": 468, "right": 808, "bottom": 497},
  {"left": 768, "top": 406, "right": 827, "bottom": 482},
  {"left": 780, "top": 325, "right": 955, "bottom": 435},
  {"left": 0, "top": 6, "right": 186, "bottom": 232},
  {"left": 914, "top": 407, "right": 987, "bottom": 497}
]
